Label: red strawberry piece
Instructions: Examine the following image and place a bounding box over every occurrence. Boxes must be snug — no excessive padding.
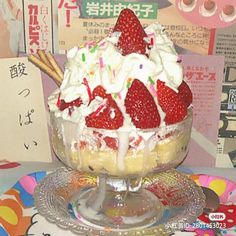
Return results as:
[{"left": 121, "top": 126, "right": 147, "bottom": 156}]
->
[
  {"left": 113, "top": 8, "right": 149, "bottom": 56},
  {"left": 132, "top": 136, "right": 143, "bottom": 147},
  {"left": 178, "top": 81, "right": 193, "bottom": 107},
  {"left": 125, "top": 79, "right": 160, "bottom": 129},
  {"left": 104, "top": 136, "right": 118, "bottom": 150},
  {"left": 128, "top": 136, "right": 143, "bottom": 149},
  {"left": 92, "top": 85, "right": 108, "bottom": 99},
  {"left": 157, "top": 80, "right": 187, "bottom": 125},
  {"left": 57, "top": 94, "right": 82, "bottom": 111},
  {"left": 85, "top": 86, "right": 124, "bottom": 129},
  {"left": 79, "top": 141, "right": 87, "bottom": 149}
]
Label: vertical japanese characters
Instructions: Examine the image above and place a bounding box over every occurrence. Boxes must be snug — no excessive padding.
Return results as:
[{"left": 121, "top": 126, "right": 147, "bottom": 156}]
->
[
  {"left": 25, "top": 0, "right": 53, "bottom": 53},
  {"left": 10, "top": 62, "right": 38, "bottom": 151},
  {"left": 0, "top": 57, "right": 52, "bottom": 162}
]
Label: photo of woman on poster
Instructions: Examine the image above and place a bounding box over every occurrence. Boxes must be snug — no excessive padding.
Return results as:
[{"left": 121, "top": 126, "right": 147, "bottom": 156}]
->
[{"left": 0, "top": 0, "right": 23, "bottom": 58}]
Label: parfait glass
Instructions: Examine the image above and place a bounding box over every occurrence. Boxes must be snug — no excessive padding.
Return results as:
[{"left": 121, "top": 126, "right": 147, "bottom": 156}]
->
[{"left": 46, "top": 108, "right": 193, "bottom": 230}]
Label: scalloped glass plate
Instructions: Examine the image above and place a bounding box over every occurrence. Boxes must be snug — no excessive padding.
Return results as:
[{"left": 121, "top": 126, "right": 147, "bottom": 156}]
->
[{"left": 34, "top": 168, "right": 205, "bottom": 235}]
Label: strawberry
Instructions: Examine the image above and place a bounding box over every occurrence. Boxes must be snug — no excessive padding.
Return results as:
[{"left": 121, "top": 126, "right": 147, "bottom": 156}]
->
[
  {"left": 92, "top": 132, "right": 118, "bottom": 149},
  {"left": 85, "top": 86, "right": 124, "bottom": 129},
  {"left": 125, "top": 79, "right": 160, "bottom": 129},
  {"left": 157, "top": 80, "right": 187, "bottom": 124},
  {"left": 92, "top": 85, "right": 108, "bottom": 99},
  {"left": 57, "top": 94, "right": 82, "bottom": 111},
  {"left": 104, "top": 136, "right": 118, "bottom": 149},
  {"left": 178, "top": 81, "right": 193, "bottom": 107},
  {"left": 113, "top": 8, "right": 149, "bottom": 56}
]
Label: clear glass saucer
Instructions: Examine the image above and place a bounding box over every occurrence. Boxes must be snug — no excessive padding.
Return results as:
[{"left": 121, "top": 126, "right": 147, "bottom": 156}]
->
[{"left": 34, "top": 167, "right": 205, "bottom": 235}]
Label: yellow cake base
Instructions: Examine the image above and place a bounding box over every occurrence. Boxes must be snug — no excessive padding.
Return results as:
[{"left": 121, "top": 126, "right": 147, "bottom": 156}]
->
[{"left": 52, "top": 131, "right": 190, "bottom": 176}]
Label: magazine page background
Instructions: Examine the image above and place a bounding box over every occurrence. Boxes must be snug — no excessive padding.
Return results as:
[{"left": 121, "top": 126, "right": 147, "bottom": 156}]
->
[
  {"left": 180, "top": 55, "right": 224, "bottom": 167},
  {"left": 57, "top": 0, "right": 211, "bottom": 55},
  {"left": 212, "top": 24, "right": 236, "bottom": 168}
]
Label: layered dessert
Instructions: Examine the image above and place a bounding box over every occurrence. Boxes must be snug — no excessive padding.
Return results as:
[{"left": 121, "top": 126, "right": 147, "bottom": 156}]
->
[{"left": 48, "top": 9, "right": 193, "bottom": 176}]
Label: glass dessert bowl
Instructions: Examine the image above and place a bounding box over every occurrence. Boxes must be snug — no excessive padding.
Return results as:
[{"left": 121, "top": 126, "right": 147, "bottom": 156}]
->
[
  {"left": 30, "top": 8, "right": 203, "bottom": 234},
  {"left": 49, "top": 108, "right": 193, "bottom": 230}
]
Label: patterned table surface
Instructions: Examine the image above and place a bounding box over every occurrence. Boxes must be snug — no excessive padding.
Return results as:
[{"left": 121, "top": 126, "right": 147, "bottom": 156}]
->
[{"left": 0, "top": 161, "right": 236, "bottom": 236}]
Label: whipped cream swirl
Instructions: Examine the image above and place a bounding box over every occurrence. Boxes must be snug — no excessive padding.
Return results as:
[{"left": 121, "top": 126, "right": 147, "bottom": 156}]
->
[{"left": 48, "top": 22, "right": 183, "bottom": 127}]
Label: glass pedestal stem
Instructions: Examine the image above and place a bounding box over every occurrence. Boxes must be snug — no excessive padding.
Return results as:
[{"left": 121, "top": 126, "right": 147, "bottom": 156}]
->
[{"left": 73, "top": 174, "right": 164, "bottom": 229}]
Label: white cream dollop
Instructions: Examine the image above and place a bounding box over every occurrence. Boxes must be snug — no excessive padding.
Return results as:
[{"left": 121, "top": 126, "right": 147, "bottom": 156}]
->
[
  {"left": 48, "top": 22, "right": 184, "bottom": 127},
  {"left": 47, "top": 21, "right": 187, "bottom": 173}
]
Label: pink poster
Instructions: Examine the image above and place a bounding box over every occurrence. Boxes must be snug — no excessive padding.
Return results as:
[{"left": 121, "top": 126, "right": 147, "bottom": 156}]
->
[
  {"left": 176, "top": 0, "right": 236, "bottom": 29},
  {"left": 181, "top": 55, "right": 224, "bottom": 167}
]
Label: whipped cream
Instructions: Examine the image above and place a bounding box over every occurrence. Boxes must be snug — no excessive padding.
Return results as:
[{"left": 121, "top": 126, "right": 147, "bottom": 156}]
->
[{"left": 48, "top": 22, "right": 183, "bottom": 129}]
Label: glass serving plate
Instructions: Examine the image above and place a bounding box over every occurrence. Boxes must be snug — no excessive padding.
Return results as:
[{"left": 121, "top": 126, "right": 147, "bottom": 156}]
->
[{"left": 34, "top": 167, "right": 205, "bottom": 235}]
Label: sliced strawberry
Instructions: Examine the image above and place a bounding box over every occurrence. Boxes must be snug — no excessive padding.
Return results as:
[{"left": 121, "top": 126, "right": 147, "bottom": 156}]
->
[
  {"left": 92, "top": 85, "right": 108, "bottom": 99},
  {"left": 178, "top": 81, "right": 193, "bottom": 107},
  {"left": 113, "top": 8, "right": 149, "bottom": 56},
  {"left": 132, "top": 136, "right": 143, "bottom": 147},
  {"left": 157, "top": 80, "right": 187, "bottom": 125},
  {"left": 57, "top": 94, "right": 82, "bottom": 111},
  {"left": 125, "top": 79, "right": 160, "bottom": 129},
  {"left": 104, "top": 137, "right": 118, "bottom": 150},
  {"left": 85, "top": 86, "right": 124, "bottom": 129},
  {"left": 79, "top": 141, "right": 87, "bottom": 149}
]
